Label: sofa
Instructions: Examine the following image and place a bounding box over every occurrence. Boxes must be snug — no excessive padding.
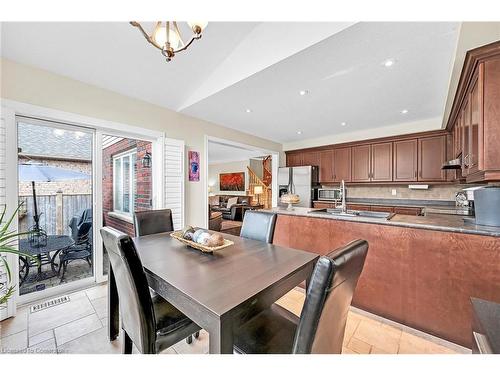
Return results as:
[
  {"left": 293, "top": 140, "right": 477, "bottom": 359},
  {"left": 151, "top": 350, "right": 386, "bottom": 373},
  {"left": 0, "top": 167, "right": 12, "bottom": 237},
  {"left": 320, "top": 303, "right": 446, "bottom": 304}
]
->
[{"left": 210, "top": 195, "right": 251, "bottom": 221}]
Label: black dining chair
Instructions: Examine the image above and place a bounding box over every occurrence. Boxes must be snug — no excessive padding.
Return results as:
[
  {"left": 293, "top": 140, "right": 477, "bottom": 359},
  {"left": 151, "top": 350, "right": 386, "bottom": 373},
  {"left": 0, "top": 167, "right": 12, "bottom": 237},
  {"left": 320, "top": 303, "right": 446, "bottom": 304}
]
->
[
  {"left": 100, "top": 227, "right": 201, "bottom": 354},
  {"left": 133, "top": 209, "right": 200, "bottom": 343},
  {"left": 133, "top": 209, "right": 174, "bottom": 237},
  {"left": 232, "top": 239, "right": 369, "bottom": 354},
  {"left": 240, "top": 211, "right": 277, "bottom": 243}
]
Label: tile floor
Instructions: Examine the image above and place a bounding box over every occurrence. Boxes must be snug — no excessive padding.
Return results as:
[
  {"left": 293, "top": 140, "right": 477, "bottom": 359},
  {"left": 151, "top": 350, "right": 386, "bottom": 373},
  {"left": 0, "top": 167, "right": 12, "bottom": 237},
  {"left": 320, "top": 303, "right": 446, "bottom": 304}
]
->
[{"left": 0, "top": 283, "right": 470, "bottom": 354}]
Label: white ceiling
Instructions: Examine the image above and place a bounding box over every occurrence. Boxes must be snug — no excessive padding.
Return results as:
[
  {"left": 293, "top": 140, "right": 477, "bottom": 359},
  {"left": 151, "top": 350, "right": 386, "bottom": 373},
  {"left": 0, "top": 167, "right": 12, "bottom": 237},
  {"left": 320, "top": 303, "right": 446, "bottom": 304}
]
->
[
  {"left": 208, "top": 141, "right": 268, "bottom": 165},
  {"left": 1, "top": 22, "right": 460, "bottom": 145}
]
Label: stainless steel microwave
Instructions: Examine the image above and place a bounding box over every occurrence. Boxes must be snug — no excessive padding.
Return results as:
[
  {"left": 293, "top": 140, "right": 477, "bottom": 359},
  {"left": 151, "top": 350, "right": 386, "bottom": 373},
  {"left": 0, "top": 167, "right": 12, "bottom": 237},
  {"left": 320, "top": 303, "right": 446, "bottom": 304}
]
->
[{"left": 317, "top": 188, "right": 341, "bottom": 201}]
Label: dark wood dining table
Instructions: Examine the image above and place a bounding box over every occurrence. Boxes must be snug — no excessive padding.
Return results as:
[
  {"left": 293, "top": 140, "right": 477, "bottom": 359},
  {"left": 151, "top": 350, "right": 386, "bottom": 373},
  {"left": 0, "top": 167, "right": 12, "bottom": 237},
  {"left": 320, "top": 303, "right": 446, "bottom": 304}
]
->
[{"left": 107, "top": 231, "right": 319, "bottom": 354}]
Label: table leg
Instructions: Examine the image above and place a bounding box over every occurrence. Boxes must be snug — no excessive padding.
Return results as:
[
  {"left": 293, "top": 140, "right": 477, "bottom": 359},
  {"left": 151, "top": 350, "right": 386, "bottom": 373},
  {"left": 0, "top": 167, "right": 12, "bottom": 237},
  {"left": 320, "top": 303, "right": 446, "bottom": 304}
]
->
[
  {"left": 108, "top": 263, "right": 120, "bottom": 341},
  {"left": 208, "top": 318, "right": 234, "bottom": 354},
  {"left": 37, "top": 254, "right": 42, "bottom": 275}
]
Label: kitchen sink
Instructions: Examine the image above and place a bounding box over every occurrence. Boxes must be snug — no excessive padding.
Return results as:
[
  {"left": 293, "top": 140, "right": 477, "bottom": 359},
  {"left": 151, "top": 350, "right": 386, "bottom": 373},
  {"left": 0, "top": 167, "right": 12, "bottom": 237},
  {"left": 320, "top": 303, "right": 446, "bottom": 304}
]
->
[{"left": 311, "top": 208, "right": 394, "bottom": 220}]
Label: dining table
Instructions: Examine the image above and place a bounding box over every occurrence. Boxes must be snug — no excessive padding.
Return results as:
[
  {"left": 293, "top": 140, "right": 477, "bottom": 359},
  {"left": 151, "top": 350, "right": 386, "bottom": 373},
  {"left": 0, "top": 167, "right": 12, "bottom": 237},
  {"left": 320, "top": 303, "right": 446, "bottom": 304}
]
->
[{"left": 107, "top": 231, "right": 319, "bottom": 354}]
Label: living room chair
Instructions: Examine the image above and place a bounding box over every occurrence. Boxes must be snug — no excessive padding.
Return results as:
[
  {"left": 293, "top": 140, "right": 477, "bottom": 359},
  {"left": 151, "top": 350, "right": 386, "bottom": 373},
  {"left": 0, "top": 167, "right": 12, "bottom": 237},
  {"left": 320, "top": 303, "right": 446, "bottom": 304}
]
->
[
  {"left": 133, "top": 209, "right": 174, "bottom": 237},
  {"left": 240, "top": 211, "right": 277, "bottom": 243},
  {"left": 233, "top": 239, "right": 369, "bottom": 354},
  {"left": 100, "top": 227, "right": 201, "bottom": 354}
]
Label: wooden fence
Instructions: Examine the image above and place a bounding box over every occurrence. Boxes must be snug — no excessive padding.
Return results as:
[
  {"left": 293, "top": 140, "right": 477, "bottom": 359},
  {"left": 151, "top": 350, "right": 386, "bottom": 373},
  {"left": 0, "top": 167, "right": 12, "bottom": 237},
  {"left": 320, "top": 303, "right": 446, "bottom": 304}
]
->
[{"left": 19, "top": 193, "right": 92, "bottom": 236}]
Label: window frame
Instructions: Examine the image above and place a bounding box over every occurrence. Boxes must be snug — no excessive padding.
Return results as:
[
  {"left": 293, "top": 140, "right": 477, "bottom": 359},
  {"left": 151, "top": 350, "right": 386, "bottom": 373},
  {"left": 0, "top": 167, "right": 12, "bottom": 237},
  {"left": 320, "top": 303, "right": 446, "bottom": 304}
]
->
[{"left": 112, "top": 148, "right": 137, "bottom": 216}]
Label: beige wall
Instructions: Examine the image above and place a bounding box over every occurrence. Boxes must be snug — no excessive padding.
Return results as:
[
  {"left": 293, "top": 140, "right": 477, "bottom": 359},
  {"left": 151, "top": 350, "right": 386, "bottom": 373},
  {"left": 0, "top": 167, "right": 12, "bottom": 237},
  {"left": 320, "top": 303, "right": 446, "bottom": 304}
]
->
[
  {"left": 1, "top": 58, "right": 282, "bottom": 227},
  {"left": 208, "top": 160, "right": 250, "bottom": 196}
]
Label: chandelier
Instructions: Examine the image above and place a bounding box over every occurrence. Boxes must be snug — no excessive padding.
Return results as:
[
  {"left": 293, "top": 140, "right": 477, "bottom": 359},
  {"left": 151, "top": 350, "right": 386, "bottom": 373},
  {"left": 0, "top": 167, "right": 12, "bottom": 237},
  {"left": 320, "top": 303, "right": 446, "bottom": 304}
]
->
[{"left": 130, "top": 21, "right": 208, "bottom": 62}]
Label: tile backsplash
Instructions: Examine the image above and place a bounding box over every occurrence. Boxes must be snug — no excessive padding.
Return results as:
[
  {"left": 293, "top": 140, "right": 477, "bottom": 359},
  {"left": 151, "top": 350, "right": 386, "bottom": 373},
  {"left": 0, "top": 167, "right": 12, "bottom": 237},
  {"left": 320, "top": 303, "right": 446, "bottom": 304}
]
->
[{"left": 321, "top": 184, "right": 477, "bottom": 201}]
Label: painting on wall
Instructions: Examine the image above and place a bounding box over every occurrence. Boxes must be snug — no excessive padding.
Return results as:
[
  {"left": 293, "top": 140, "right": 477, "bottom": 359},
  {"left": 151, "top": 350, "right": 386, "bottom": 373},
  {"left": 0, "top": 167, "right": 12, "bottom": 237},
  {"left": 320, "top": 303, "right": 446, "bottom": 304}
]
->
[
  {"left": 219, "top": 172, "right": 245, "bottom": 191},
  {"left": 188, "top": 151, "right": 200, "bottom": 182}
]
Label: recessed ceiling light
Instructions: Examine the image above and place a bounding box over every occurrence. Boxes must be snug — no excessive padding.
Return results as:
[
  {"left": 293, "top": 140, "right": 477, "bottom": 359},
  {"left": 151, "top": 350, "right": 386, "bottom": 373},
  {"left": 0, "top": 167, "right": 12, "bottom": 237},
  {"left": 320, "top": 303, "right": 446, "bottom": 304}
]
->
[
  {"left": 401, "top": 109, "right": 409, "bottom": 114},
  {"left": 383, "top": 59, "right": 395, "bottom": 67},
  {"left": 299, "top": 90, "right": 309, "bottom": 96},
  {"left": 297, "top": 131, "right": 302, "bottom": 135},
  {"left": 245, "top": 109, "right": 252, "bottom": 113},
  {"left": 341, "top": 122, "right": 347, "bottom": 126}
]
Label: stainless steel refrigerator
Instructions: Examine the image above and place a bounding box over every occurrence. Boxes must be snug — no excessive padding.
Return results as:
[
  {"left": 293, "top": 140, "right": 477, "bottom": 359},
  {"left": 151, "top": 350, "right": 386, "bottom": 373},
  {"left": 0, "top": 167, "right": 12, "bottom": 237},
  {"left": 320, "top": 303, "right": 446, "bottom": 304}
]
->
[{"left": 278, "top": 166, "right": 319, "bottom": 208}]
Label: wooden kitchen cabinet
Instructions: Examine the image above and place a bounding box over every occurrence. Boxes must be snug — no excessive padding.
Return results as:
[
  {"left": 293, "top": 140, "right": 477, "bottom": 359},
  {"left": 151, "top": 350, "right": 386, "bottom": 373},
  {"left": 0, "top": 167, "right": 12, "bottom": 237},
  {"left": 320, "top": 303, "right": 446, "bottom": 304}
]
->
[
  {"left": 351, "top": 145, "right": 371, "bottom": 182},
  {"left": 333, "top": 147, "right": 351, "bottom": 182},
  {"left": 312, "top": 201, "right": 335, "bottom": 209},
  {"left": 467, "top": 66, "right": 482, "bottom": 175},
  {"left": 302, "top": 151, "right": 320, "bottom": 167},
  {"left": 393, "top": 139, "right": 418, "bottom": 182},
  {"left": 418, "top": 136, "right": 447, "bottom": 181},
  {"left": 286, "top": 153, "right": 303, "bottom": 167},
  {"left": 319, "top": 150, "right": 334, "bottom": 182},
  {"left": 346, "top": 204, "right": 372, "bottom": 211},
  {"left": 371, "top": 142, "right": 393, "bottom": 182},
  {"left": 394, "top": 207, "right": 422, "bottom": 216}
]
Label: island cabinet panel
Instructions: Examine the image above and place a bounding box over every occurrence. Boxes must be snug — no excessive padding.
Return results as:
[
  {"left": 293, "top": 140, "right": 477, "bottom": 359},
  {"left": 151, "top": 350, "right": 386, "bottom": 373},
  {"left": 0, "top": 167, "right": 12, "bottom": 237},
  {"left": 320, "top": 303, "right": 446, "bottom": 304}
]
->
[
  {"left": 319, "top": 150, "right": 334, "bottom": 182},
  {"left": 351, "top": 145, "right": 371, "bottom": 182},
  {"left": 333, "top": 147, "right": 352, "bottom": 182},
  {"left": 418, "top": 136, "right": 447, "bottom": 181},
  {"left": 287, "top": 153, "right": 303, "bottom": 167},
  {"left": 272, "top": 214, "right": 500, "bottom": 348},
  {"left": 393, "top": 139, "right": 418, "bottom": 181},
  {"left": 371, "top": 142, "right": 393, "bottom": 182}
]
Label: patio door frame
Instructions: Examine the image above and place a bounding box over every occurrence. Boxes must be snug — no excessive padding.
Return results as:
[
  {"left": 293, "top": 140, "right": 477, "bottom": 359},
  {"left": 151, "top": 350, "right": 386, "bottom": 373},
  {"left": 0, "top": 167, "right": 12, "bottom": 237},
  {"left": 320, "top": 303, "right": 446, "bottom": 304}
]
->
[{"left": 2, "top": 99, "right": 164, "bottom": 306}]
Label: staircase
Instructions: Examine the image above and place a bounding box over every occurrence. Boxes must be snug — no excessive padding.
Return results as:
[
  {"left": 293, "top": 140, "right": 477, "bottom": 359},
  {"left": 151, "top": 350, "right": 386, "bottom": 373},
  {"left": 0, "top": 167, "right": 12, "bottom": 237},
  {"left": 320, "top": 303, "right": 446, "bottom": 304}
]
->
[
  {"left": 247, "top": 166, "right": 272, "bottom": 209},
  {"left": 262, "top": 155, "right": 272, "bottom": 186}
]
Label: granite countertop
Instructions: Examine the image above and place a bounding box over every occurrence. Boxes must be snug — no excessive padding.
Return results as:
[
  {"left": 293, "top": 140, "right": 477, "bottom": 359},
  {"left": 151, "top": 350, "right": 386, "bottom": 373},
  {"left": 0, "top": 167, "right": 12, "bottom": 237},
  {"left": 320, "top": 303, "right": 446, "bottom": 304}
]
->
[{"left": 263, "top": 206, "right": 500, "bottom": 237}]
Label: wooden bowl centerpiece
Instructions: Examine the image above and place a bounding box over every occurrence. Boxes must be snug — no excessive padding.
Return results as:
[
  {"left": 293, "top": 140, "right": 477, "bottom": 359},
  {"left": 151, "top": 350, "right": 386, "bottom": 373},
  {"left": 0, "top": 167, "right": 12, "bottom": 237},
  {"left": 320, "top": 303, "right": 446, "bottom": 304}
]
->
[{"left": 170, "top": 226, "right": 234, "bottom": 253}]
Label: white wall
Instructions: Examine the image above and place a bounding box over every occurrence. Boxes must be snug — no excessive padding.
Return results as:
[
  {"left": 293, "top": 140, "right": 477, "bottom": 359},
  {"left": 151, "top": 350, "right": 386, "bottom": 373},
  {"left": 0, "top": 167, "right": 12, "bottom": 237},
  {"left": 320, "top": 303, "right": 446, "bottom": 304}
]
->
[
  {"left": 208, "top": 160, "right": 249, "bottom": 196},
  {"left": 0, "top": 58, "right": 282, "bottom": 227}
]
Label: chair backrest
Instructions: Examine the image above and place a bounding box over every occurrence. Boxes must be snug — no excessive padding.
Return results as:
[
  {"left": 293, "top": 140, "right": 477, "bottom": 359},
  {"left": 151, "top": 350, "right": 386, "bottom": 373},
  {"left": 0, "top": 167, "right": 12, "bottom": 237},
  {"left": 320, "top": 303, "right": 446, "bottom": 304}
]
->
[
  {"left": 292, "top": 239, "right": 369, "bottom": 354},
  {"left": 134, "top": 209, "right": 174, "bottom": 237},
  {"left": 100, "top": 227, "right": 156, "bottom": 353},
  {"left": 240, "top": 211, "right": 277, "bottom": 243}
]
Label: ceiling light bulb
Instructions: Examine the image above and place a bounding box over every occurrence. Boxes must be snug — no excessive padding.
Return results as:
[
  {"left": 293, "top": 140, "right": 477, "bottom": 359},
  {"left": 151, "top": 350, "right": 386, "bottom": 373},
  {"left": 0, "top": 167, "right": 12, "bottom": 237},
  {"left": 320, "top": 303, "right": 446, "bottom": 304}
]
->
[
  {"left": 187, "top": 21, "right": 208, "bottom": 34},
  {"left": 246, "top": 109, "right": 252, "bottom": 113},
  {"left": 299, "top": 90, "right": 309, "bottom": 96},
  {"left": 401, "top": 109, "right": 409, "bottom": 114},
  {"left": 297, "top": 131, "right": 302, "bottom": 135},
  {"left": 383, "top": 59, "right": 395, "bottom": 67},
  {"left": 153, "top": 26, "right": 181, "bottom": 49},
  {"left": 341, "top": 122, "right": 347, "bottom": 126}
]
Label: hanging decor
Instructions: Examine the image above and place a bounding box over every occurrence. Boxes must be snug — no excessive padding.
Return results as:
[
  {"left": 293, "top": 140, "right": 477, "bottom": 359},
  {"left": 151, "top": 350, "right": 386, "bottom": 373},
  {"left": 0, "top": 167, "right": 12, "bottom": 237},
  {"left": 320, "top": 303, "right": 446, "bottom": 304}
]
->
[
  {"left": 188, "top": 151, "right": 200, "bottom": 182},
  {"left": 130, "top": 21, "right": 208, "bottom": 62}
]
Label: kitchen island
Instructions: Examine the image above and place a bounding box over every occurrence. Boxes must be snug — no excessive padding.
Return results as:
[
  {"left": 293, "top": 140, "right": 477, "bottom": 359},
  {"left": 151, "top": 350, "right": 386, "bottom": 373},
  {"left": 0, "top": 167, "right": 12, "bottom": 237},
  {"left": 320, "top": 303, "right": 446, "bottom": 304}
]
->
[{"left": 264, "top": 207, "right": 500, "bottom": 348}]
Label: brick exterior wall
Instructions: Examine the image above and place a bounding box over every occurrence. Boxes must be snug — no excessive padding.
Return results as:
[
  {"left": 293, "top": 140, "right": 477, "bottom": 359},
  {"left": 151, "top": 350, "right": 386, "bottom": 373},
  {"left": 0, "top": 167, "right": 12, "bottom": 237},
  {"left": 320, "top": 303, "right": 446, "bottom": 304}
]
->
[{"left": 102, "top": 138, "right": 152, "bottom": 236}]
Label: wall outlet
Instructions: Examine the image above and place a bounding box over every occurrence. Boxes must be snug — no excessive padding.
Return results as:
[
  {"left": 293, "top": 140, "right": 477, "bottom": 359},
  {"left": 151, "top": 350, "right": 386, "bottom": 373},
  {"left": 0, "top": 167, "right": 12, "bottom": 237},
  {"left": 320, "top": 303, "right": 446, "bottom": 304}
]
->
[{"left": 391, "top": 189, "right": 397, "bottom": 196}]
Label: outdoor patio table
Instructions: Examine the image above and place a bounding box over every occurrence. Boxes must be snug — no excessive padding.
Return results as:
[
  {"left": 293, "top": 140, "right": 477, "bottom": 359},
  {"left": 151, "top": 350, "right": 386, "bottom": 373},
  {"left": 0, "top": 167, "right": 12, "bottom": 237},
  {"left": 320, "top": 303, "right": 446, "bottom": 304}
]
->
[
  {"left": 107, "top": 231, "right": 319, "bottom": 354},
  {"left": 18, "top": 235, "right": 75, "bottom": 285}
]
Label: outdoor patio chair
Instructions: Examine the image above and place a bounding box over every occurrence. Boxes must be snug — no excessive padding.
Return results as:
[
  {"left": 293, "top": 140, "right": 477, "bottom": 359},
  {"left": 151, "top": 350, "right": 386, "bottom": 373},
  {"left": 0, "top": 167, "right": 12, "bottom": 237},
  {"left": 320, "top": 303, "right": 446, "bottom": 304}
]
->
[{"left": 58, "top": 208, "right": 93, "bottom": 281}]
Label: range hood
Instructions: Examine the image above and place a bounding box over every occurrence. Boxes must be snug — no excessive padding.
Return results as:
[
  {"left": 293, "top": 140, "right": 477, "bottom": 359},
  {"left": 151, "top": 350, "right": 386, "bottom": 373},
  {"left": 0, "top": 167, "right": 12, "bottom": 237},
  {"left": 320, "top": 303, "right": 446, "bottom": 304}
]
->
[{"left": 442, "top": 157, "right": 462, "bottom": 170}]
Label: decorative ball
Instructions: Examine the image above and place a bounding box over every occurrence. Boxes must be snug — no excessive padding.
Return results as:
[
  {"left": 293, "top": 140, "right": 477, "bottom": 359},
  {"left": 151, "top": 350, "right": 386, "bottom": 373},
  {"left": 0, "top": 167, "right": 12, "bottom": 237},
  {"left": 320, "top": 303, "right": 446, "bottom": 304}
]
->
[
  {"left": 192, "top": 229, "right": 206, "bottom": 243},
  {"left": 196, "top": 232, "right": 211, "bottom": 245},
  {"left": 181, "top": 226, "right": 195, "bottom": 240},
  {"left": 206, "top": 233, "right": 225, "bottom": 247}
]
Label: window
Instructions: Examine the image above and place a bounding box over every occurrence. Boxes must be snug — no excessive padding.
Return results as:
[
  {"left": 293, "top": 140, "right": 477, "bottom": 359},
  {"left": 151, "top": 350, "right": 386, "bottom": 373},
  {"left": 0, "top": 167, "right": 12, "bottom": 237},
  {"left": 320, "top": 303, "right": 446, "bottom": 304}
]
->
[{"left": 113, "top": 149, "right": 136, "bottom": 215}]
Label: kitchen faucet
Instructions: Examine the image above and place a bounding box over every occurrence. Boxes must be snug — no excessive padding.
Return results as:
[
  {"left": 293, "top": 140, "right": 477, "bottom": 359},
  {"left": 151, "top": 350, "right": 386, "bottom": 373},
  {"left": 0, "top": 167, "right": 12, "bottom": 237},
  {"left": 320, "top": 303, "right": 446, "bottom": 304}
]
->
[{"left": 336, "top": 179, "right": 347, "bottom": 213}]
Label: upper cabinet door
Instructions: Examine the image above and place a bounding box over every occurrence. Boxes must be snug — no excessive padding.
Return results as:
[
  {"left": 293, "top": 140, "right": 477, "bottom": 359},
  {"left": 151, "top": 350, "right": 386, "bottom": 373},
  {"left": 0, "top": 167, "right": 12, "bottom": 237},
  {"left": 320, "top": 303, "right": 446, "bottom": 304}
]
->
[
  {"left": 333, "top": 147, "right": 352, "bottom": 182},
  {"left": 302, "top": 151, "right": 320, "bottom": 167},
  {"left": 351, "top": 145, "right": 371, "bottom": 182},
  {"left": 462, "top": 97, "right": 472, "bottom": 176},
  {"left": 371, "top": 142, "right": 393, "bottom": 182},
  {"left": 469, "top": 64, "right": 483, "bottom": 175},
  {"left": 418, "top": 136, "right": 446, "bottom": 181},
  {"left": 287, "top": 153, "right": 303, "bottom": 167},
  {"left": 319, "top": 150, "right": 334, "bottom": 183},
  {"left": 393, "top": 139, "right": 418, "bottom": 182}
]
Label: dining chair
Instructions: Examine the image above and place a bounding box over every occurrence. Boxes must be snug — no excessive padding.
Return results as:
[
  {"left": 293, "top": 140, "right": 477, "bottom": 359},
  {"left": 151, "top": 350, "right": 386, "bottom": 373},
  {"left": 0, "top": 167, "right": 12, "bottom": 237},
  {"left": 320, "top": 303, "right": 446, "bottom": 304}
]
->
[
  {"left": 233, "top": 239, "right": 369, "bottom": 354},
  {"left": 133, "top": 209, "right": 174, "bottom": 237},
  {"left": 240, "top": 211, "right": 277, "bottom": 243},
  {"left": 100, "top": 227, "right": 201, "bottom": 354},
  {"left": 133, "top": 209, "right": 200, "bottom": 343}
]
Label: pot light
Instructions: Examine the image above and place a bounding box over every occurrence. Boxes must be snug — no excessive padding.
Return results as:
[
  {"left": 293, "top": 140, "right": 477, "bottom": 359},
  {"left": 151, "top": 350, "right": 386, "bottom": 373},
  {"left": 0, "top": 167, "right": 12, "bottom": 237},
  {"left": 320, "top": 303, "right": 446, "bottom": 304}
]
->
[
  {"left": 297, "top": 131, "right": 302, "bottom": 135},
  {"left": 383, "top": 59, "right": 395, "bottom": 67},
  {"left": 245, "top": 109, "right": 252, "bottom": 113},
  {"left": 401, "top": 109, "right": 409, "bottom": 114},
  {"left": 299, "top": 90, "right": 309, "bottom": 96},
  {"left": 341, "top": 122, "right": 347, "bottom": 126}
]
